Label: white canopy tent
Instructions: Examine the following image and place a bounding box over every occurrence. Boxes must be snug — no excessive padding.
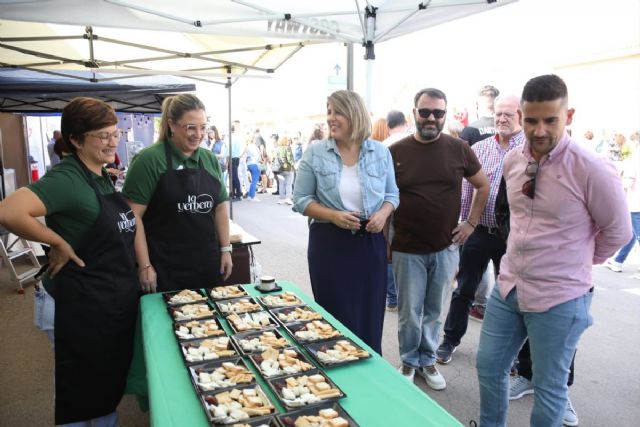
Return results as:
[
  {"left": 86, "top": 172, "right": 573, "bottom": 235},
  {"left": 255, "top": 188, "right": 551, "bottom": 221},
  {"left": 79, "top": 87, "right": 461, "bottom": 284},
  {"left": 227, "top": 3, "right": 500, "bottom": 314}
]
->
[{"left": 1, "top": 0, "right": 517, "bottom": 100}]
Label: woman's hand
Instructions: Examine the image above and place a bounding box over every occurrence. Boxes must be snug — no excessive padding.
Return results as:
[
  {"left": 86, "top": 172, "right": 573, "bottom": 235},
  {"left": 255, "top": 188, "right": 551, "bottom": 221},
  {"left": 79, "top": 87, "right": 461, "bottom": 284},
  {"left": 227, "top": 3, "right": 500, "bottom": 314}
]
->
[
  {"left": 220, "top": 252, "right": 233, "bottom": 281},
  {"left": 139, "top": 265, "right": 157, "bottom": 293},
  {"left": 332, "top": 211, "right": 361, "bottom": 231},
  {"left": 365, "top": 209, "right": 390, "bottom": 233},
  {"left": 366, "top": 202, "right": 394, "bottom": 233},
  {"left": 48, "top": 241, "right": 85, "bottom": 278}
]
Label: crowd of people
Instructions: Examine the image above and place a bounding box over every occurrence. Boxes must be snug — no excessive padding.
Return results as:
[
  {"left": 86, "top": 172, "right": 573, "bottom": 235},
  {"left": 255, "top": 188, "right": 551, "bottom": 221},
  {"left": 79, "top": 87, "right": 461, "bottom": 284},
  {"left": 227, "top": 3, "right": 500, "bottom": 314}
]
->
[{"left": 0, "top": 73, "right": 637, "bottom": 427}]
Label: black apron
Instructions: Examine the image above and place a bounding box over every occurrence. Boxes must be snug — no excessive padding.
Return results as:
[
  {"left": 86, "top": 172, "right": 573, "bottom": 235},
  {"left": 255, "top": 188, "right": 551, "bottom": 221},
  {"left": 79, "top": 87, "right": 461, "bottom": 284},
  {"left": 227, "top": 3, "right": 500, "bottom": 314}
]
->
[
  {"left": 53, "top": 157, "right": 139, "bottom": 425},
  {"left": 144, "top": 141, "right": 222, "bottom": 291}
]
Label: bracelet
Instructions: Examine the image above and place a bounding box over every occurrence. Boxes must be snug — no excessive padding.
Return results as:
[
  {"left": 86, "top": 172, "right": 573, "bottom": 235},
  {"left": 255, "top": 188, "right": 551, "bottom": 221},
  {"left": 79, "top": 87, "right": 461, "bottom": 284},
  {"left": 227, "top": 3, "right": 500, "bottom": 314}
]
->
[
  {"left": 220, "top": 245, "right": 233, "bottom": 253},
  {"left": 139, "top": 264, "right": 152, "bottom": 272},
  {"left": 465, "top": 219, "right": 477, "bottom": 229}
]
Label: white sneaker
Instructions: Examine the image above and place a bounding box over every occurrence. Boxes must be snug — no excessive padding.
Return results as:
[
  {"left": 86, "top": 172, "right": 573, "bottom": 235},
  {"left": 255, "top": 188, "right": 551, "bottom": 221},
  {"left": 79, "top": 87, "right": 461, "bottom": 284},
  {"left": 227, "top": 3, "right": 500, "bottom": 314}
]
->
[
  {"left": 284, "top": 198, "right": 294, "bottom": 205},
  {"left": 416, "top": 364, "right": 446, "bottom": 390},
  {"left": 398, "top": 364, "right": 415, "bottom": 382},
  {"left": 605, "top": 259, "right": 623, "bottom": 272},
  {"left": 248, "top": 197, "right": 261, "bottom": 202},
  {"left": 563, "top": 397, "right": 579, "bottom": 426},
  {"left": 277, "top": 199, "right": 285, "bottom": 204},
  {"left": 509, "top": 375, "right": 534, "bottom": 400}
]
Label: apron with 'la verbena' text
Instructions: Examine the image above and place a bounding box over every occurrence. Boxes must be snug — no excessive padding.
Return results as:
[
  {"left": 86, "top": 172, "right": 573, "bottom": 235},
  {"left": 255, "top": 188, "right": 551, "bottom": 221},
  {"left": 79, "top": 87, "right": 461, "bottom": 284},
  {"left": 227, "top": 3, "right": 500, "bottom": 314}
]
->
[
  {"left": 53, "top": 156, "right": 139, "bottom": 425},
  {"left": 144, "top": 141, "right": 223, "bottom": 291}
]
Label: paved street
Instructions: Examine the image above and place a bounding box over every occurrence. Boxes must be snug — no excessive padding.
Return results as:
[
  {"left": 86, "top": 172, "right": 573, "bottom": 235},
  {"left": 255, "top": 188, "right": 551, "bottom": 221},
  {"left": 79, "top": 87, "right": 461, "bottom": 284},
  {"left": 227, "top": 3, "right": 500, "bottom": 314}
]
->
[{"left": 233, "top": 193, "right": 640, "bottom": 426}]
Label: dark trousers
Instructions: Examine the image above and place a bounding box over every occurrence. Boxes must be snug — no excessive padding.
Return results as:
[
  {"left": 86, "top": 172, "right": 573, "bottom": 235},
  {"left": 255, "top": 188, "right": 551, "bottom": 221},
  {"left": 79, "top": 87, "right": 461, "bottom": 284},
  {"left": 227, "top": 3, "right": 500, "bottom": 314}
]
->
[
  {"left": 518, "top": 339, "right": 575, "bottom": 386},
  {"left": 443, "top": 227, "right": 506, "bottom": 346},
  {"left": 231, "top": 157, "right": 242, "bottom": 198},
  {"left": 308, "top": 223, "right": 386, "bottom": 354}
]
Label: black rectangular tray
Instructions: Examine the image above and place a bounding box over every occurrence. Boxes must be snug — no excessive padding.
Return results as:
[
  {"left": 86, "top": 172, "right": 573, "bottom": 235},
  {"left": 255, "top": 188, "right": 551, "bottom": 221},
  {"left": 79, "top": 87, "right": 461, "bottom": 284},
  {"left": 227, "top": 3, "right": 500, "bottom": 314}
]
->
[
  {"left": 199, "top": 383, "right": 278, "bottom": 425},
  {"left": 207, "top": 285, "right": 248, "bottom": 301},
  {"left": 168, "top": 300, "right": 217, "bottom": 322},
  {"left": 179, "top": 336, "right": 239, "bottom": 366},
  {"left": 188, "top": 357, "right": 256, "bottom": 394},
  {"left": 270, "top": 305, "right": 324, "bottom": 326},
  {"left": 215, "top": 296, "right": 263, "bottom": 317},
  {"left": 163, "top": 289, "right": 208, "bottom": 306},
  {"left": 231, "top": 327, "right": 291, "bottom": 355},
  {"left": 266, "top": 370, "right": 346, "bottom": 411},
  {"left": 257, "top": 292, "right": 304, "bottom": 309},
  {"left": 226, "top": 310, "right": 278, "bottom": 334},
  {"left": 278, "top": 402, "right": 359, "bottom": 427},
  {"left": 303, "top": 336, "right": 371, "bottom": 368},
  {"left": 248, "top": 346, "right": 316, "bottom": 379},
  {"left": 174, "top": 317, "right": 227, "bottom": 342},
  {"left": 282, "top": 320, "right": 343, "bottom": 344},
  {"left": 222, "top": 416, "right": 280, "bottom": 427}
]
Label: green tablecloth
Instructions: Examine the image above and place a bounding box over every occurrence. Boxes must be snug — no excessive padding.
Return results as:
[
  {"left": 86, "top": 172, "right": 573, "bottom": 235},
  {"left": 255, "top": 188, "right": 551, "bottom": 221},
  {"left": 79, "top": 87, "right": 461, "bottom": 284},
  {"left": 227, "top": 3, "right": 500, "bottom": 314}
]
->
[{"left": 133, "top": 281, "right": 463, "bottom": 427}]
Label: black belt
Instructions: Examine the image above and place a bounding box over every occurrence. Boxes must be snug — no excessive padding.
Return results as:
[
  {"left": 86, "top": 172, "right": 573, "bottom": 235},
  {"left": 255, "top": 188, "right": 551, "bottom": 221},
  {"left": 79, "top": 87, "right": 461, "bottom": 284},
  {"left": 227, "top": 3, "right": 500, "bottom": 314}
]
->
[{"left": 476, "top": 224, "right": 499, "bottom": 235}]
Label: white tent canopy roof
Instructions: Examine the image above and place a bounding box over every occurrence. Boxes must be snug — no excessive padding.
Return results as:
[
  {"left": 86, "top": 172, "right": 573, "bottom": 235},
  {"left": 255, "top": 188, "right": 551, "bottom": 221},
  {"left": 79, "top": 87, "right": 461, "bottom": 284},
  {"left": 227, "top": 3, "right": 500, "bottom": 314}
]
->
[
  {"left": 1, "top": 0, "right": 516, "bottom": 82},
  {"left": 3, "top": 0, "right": 516, "bottom": 43}
]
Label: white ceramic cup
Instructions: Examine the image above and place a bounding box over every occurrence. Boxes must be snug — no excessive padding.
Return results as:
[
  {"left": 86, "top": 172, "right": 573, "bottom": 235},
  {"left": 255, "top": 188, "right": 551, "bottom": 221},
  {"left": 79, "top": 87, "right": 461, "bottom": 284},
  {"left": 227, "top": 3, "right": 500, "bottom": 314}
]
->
[{"left": 258, "top": 276, "right": 276, "bottom": 291}]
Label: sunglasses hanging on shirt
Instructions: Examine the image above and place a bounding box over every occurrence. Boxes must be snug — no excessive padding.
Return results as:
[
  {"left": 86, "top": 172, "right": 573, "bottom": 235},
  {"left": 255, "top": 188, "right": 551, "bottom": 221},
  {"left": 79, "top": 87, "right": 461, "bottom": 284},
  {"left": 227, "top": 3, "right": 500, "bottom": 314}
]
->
[{"left": 522, "top": 161, "right": 539, "bottom": 199}]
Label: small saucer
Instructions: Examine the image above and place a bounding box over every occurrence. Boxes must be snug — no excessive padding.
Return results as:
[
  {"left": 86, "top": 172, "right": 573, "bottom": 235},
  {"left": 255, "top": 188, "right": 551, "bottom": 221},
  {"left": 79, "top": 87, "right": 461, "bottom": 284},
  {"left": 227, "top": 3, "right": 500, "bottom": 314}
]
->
[{"left": 255, "top": 283, "right": 283, "bottom": 294}]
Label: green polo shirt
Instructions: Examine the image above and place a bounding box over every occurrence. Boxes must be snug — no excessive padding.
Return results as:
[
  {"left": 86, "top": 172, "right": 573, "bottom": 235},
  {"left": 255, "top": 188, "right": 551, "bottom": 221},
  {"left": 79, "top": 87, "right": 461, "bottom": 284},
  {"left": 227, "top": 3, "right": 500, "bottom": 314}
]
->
[
  {"left": 28, "top": 155, "right": 114, "bottom": 293},
  {"left": 122, "top": 139, "right": 229, "bottom": 205}
]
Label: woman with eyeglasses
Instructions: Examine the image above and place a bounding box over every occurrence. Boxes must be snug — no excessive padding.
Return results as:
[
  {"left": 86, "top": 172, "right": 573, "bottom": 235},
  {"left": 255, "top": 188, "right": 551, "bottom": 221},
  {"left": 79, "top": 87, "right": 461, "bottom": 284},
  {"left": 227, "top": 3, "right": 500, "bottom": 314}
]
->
[
  {"left": 0, "top": 97, "right": 140, "bottom": 426},
  {"left": 123, "top": 93, "right": 232, "bottom": 292},
  {"left": 292, "top": 90, "right": 400, "bottom": 354}
]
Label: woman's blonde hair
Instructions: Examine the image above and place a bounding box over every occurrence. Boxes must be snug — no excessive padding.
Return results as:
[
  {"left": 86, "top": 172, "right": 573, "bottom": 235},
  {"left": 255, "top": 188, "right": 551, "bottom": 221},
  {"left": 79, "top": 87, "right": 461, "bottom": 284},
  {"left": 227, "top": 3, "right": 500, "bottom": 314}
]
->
[
  {"left": 158, "top": 93, "right": 206, "bottom": 142},
  {"left": 327, "top": 90, "right": 371, "bottom": 144}
]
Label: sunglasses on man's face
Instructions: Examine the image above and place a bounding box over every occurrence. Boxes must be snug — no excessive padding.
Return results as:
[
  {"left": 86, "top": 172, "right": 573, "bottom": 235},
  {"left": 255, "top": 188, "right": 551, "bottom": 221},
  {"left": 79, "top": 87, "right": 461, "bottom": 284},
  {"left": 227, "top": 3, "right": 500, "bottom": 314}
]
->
[
  {"left": 522, "top": 161, "right": 539, "bottom": 199},
  {"left": 417, "top": 108, "right": 447, "bottom": 119}
]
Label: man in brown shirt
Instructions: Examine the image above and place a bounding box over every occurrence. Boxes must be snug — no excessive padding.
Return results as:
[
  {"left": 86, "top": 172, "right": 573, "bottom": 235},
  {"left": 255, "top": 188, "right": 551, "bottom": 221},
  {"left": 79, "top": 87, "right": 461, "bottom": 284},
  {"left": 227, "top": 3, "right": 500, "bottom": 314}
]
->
[{"left": 389, "top": 87, "right": 489, "bottom": 390}]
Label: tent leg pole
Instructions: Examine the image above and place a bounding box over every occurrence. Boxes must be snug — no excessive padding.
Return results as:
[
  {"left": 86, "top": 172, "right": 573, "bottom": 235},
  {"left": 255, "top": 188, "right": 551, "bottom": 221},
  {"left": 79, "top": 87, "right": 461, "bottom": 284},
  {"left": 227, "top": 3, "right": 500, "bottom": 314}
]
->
[
  {"left": 365, "top": 59, "right": 373, "bottom": 112},
  {"left": 346, "top": 43, "right": 354, "bottom": 91},
  {"left": 227, "top": 80, "right": 233, "bottom": 220}
]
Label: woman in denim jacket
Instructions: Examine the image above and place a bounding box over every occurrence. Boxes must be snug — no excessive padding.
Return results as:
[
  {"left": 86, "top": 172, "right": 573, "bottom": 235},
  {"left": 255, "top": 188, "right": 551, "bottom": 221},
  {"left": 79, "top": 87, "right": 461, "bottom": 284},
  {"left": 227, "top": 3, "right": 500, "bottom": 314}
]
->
[{"left": 293, "top": 90, "right": 400, "bottom": 354}]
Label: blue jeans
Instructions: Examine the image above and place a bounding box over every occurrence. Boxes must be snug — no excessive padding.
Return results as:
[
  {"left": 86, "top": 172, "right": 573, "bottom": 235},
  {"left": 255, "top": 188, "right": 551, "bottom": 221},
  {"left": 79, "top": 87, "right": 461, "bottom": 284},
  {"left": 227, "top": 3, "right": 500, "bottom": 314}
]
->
[
  {"left": 247, "top": 163, "right": 260, "bottom": 198},
  {"left": 476, "top": 286, "right": 593, "bottom": 427},
  {"left": 614, "top": 211, "right": 640, "bottom": 263},
  {"left": 386, "top": 263, "right": 397, "bottom": 306},
  {"left": 393, "top": 247, "right": 459, "bottom": 367},
  {"left": 277, "top": 171, "right": 294, "bottom": 199},
  {"left": 34, "top": 285, "right": 55, "bottom": 345}
]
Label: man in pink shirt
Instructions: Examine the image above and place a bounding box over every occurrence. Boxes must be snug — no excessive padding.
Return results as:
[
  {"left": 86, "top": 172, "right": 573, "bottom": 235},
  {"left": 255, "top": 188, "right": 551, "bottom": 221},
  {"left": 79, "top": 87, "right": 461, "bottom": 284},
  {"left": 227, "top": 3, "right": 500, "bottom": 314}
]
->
[{"left": 475, "top": 74, "right": 632, "bottom": 427}]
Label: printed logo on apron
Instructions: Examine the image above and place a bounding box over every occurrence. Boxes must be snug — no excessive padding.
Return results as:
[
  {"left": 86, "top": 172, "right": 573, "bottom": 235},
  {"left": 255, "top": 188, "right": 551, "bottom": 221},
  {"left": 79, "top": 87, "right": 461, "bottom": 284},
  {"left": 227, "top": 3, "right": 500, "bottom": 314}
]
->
[
  {"left": 117, "top": 210, "right": 136, "bottom": 233},
  {"left": 177, "top": 193, "right": 214, "bottom": 214}
]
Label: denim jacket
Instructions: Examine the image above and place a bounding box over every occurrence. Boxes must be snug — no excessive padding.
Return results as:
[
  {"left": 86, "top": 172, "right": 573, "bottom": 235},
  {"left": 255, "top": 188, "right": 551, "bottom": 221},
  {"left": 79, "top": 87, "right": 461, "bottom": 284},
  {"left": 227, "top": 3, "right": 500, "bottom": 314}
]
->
[{"left": 293, "top": 138, "right": 399, "bottom": 220}]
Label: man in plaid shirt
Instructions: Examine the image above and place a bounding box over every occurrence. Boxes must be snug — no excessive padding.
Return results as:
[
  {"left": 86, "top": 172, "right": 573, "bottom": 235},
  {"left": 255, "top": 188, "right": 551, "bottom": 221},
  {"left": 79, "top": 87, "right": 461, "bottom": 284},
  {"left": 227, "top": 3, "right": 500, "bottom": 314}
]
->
[{"left": 436, "top": 94, "right": 524, "bottom": 365}]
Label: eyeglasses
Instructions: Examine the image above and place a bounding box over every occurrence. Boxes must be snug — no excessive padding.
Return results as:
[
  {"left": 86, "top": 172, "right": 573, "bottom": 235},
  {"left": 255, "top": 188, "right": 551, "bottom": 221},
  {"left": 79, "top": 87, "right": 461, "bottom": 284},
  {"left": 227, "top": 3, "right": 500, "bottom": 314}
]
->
[
  {"left": 417, "top": 108, "right": 447, "bottom": 119},
  {"left": 522, "top": 161, "right": 539, "bottom": 199},
  {"left": 180, "top": 124, "right": 208, "bottom": 134},
  {"left": 85, "top": 130, "right": 123, "bottom": 144}
]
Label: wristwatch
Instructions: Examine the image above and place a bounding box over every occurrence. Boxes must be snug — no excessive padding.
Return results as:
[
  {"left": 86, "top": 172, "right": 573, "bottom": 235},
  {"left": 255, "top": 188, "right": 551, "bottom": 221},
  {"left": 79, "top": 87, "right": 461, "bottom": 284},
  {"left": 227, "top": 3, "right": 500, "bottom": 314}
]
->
[{"left": 220, "top": 245, "right": 233, "bottom": 254}]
